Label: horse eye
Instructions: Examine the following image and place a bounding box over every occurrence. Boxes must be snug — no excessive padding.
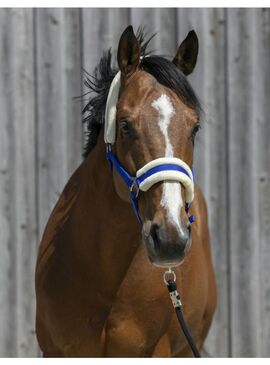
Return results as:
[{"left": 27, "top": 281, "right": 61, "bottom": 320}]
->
[
  {"left": 192, "top": 123, "right": 201, "bottom": 141},
  {"left": 119, "top": 120, "right": 132, "bottom": 136}
]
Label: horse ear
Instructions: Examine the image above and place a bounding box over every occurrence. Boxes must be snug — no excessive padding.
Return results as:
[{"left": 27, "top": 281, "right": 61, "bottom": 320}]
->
[
  {"left": 173, "top": 30, "right": 199, "bottom": 76},
  {"left": 117, "top": 25, "right": 141, "bottom": 77}
]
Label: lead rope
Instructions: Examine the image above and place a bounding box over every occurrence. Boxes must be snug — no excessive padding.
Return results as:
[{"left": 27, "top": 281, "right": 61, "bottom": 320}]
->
[{"left": 163, "top": 269, "right": 201, "bottom": 358}]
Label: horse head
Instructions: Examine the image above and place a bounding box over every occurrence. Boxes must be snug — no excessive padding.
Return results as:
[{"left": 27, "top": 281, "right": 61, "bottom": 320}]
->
[{"left": 106, "top": 26, "right": 201, "bottom": 268}]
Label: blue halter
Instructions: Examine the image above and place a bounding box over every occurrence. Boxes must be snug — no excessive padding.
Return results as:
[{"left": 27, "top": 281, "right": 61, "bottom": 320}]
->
[{"left": 106, "top": 143, "right": 195, "bottom": 225}]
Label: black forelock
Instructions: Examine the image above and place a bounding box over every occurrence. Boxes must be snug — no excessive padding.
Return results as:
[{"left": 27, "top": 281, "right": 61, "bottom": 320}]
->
[{"left": 82, "top": 27, "right": 202, "bottom": 158}]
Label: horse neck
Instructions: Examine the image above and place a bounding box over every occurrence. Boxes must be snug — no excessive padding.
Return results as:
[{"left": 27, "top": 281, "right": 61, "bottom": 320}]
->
[{"left": 71, "top": 133, "right": 141, "bottom": 295}]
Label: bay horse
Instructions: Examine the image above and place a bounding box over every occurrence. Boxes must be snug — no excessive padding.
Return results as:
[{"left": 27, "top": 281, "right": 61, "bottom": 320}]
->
[{"left": 35, "top": 26, "right": 217, "bottom": 357}]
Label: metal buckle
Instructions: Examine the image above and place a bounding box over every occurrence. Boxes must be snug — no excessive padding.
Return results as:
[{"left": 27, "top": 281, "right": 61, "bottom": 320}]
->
[
  {"left": 106, "top": 143, "right": 112, "bottom": 152},
  {"left": 129, "top": 179, "right": 140, "bottom": 198},
  {"left": 163, "top": 268, "right": 176, "bottom": 284}
]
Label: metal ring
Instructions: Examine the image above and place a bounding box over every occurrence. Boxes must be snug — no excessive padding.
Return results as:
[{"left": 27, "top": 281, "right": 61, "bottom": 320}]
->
[
  {"left": 129, "top": 180, "right": 140, "bottom": 198},
  {"left": 106, "top": 143, "right": 112, "bottom": 152},
  {"left": 163, "top": 268, "right": 176, "bottom": 284}
]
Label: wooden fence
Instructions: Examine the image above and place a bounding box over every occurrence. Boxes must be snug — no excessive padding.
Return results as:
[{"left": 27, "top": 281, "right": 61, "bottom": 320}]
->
[{"left": 0, "top": 8, "right": 269, "bottom": 357}]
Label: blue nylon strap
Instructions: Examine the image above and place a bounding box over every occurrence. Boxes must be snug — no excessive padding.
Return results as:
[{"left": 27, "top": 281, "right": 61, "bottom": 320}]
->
[
  {"left": 106, "top": 148, "right": 142, "bottom": 224},
  {"left": 106, "top": 150, "right": 135, "bottom": 189},
  {"left": 136, "top": 163, "right": 192, "bottom": 187},
  {"left": 130, "top": 191, "right": 142, "bottom": 225},
  {"left": 185, "top": 197, "right": 195, "bottom": 224}
]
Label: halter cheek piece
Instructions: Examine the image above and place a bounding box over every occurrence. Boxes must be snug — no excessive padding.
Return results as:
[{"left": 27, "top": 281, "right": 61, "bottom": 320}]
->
[{"left": 104, "top": 71, "right": 195, "bottom": 225}]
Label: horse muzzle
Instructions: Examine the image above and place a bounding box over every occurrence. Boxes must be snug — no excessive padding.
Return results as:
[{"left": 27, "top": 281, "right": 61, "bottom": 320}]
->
[{"left": 142, "top": 219, "right": 191, "bottom": 268}]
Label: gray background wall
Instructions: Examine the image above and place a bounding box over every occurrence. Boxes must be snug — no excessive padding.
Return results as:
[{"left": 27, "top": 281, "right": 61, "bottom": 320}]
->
[{"left": 0, "top": 8, "right": 269, "bottom": 357}]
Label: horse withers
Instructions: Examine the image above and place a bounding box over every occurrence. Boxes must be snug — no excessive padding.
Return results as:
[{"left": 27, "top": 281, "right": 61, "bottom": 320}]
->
[{"left": 35, "top": 26, "right": 217, "bottom": 357}]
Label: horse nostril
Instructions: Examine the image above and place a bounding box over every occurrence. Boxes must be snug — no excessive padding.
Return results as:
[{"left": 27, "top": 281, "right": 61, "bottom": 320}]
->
[
  {"left": 150, "top": 223, "right": 162, "bottom": 249},
  {"left": 149, "top": 222, "right": 190, "bottom": 251}
]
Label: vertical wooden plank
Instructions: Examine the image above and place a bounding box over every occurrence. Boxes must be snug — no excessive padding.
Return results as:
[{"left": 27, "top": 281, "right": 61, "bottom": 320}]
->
[
  {"left": 0, "top": 9, "right": 38, "bottom": 356},
  {"left": 0, "top": 9, "right": 17, "bottom": 356},
  {"left": 130, "top": 8, "right": 160, "bottom": 51},
  {"left": 36, "top": 8, "right": 82, "bottom": 237},
  {"left": 227, "top": 8, "right": 265, "bottom": 356},
  {"left": 177, "top": 9, "right": 229, "bottom": 357},
  {"left": 156, "top": 8, "right": 177, "bottom": 57},
  {"left": 259, "top": 8, "right": 270, "bottom": 357},
  {"left": 82, "top": 8, "right": 130, "bottom": 73},
  {"left": 131, "top": 8, "right": 177, "bottom": 56}
]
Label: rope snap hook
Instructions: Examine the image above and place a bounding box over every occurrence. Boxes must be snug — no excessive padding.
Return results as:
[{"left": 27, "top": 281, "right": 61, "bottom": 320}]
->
[{"left": 163, "top": 267, "right": 176, "bottom": 285}]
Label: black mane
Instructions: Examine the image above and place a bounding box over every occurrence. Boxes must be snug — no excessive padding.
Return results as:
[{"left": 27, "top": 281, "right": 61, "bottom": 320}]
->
[{"left": 82, "top": 28, "right": 201, "bottom": 157}]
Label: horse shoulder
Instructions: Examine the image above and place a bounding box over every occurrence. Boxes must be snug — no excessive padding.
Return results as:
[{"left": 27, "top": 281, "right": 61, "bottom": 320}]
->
[{"left": 35, "top": 163, "right": 83, "bottom": 281}]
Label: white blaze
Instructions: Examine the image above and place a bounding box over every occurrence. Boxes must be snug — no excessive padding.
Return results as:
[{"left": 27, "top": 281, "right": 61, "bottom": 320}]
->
[{"left": 151, "top": 94, "right": 184, "bottom": 234}]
